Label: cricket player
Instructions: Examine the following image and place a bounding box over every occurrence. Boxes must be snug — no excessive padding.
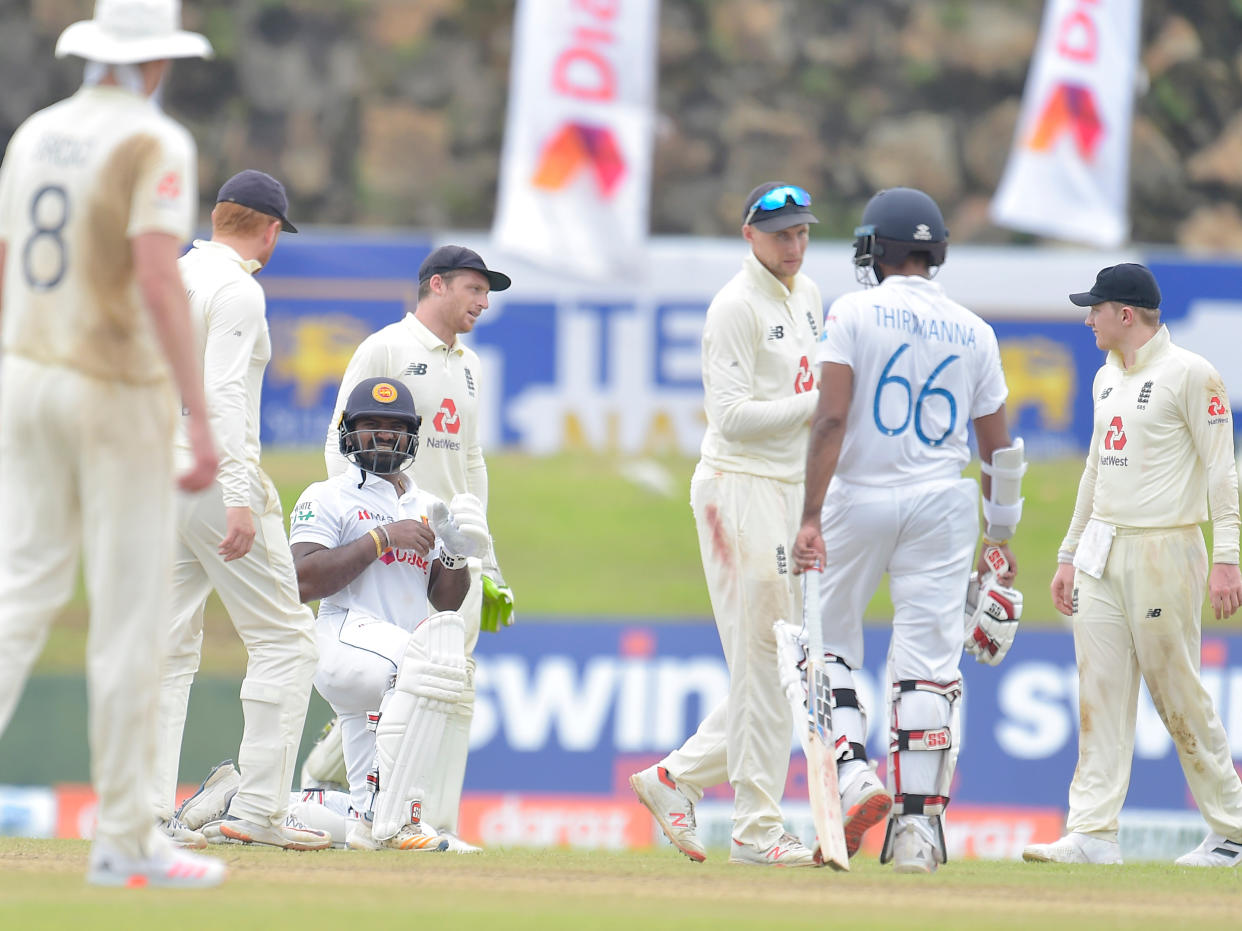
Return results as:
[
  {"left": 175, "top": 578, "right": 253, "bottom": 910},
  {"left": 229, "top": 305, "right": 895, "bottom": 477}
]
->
[
  {"left": 1023, "top": 263, "right": 1242, "bottom": 868},
  {"left": 0, "top": 0, "right": 224, "bottom": 887},
  {"left": 792, "top": 187, "right": 1021, "bottom": 874},
  {"left": 291, "top": 377, "right": 487, "bottom": 851},
  {"left": 151, "top": 170, "right": 327, "bottom": 852},
  {"left": 303, "top": 244, "right": 513, "bottom": 851},
  {"left": 630, "top": 182, "right": 823, "bottom": 866}
]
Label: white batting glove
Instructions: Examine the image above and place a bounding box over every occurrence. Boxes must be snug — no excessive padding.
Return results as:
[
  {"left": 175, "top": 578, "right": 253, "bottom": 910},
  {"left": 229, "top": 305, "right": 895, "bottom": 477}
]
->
[
  {"left": 428, "top": 493, "right": 490, "bottom": 560},
  {"left": 963, "top": 563, "right": 1023, "bottom": 666}
]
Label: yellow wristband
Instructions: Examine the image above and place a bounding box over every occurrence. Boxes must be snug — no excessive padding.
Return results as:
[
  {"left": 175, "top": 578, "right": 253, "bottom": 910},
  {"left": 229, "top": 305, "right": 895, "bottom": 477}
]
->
[
  {"left": 982, "top": 536, "right": 1009, "bottom": 548},
  {"left": 368, "top": 528, "right": 384, "bottom": 558}
]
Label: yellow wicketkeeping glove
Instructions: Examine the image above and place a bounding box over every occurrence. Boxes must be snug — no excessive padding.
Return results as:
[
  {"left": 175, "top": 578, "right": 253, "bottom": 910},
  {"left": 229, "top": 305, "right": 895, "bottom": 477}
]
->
[{"left": 480, "top": 543, "right": 514, "bottom": 632}]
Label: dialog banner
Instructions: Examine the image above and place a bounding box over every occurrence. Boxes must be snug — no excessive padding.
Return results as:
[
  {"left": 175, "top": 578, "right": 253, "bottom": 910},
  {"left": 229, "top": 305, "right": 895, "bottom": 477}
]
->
[{"left": 468, "top": 622, "right": 1242, "bottom": 815}]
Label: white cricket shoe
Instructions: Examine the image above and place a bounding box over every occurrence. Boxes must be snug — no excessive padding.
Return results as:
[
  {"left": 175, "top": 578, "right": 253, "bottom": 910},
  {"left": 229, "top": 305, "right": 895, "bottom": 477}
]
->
[
  {"left": 345, "top": 815, "right": 448, "bottom": 852},
  {"left": 176, "top": 759, "right": 240, "bottom": 831},
  {"left": 1175, "top": 832, "right": 1242, "bottom": 867},
  {"left": 157, "top": 815, "right": 207, "bottom": 850},
  {"left": 728, "top": 832, "right": 818, "bottom": 867},
  {"left": 87, "top": 830, "right": 226, "bottom": 888},
  {"left": 217, "top": 812, "right": 332, "bottom": 851},
  {"left": 437, "top": 829, "right": 483, "bottom": 854},
  {"left": 629, "top": 765, "right": 706, "bottom": 862},
  {"left": 839, "top": 766, "right": 892, "bottom": 858},
  {"left": 1022, "top": 832, "right": 1122, "bottom": 865},
  {"left": 891, "top": 818, "right": 942, "bottom": 874}
]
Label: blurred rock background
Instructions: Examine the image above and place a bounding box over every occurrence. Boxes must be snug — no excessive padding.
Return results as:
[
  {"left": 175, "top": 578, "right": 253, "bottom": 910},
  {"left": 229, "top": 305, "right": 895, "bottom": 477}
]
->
[{"left": 2, "top": 0, "right": 1239, "bottom": 250}]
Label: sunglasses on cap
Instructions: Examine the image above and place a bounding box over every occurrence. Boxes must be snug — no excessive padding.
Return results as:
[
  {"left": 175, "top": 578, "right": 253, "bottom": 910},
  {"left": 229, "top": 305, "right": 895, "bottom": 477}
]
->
[{"left": 744, "top": 185, "right": 813, "bottom": 226}]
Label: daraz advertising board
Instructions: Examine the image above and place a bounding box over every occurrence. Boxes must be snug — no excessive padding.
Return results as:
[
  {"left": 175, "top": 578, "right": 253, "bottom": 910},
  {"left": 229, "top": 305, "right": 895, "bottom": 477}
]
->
[{"left": 254, "top": 232, "right": 1242, "bottom": 459}]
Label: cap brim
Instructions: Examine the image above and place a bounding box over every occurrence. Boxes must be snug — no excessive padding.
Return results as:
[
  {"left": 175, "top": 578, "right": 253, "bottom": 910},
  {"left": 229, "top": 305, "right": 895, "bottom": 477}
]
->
[
  {"left": 483, "top": 269, "right": 511, "bottom": 291},
  {"left": 750, "top": 208, "right": 819, "bottom": 232},
  {"left": 279, "top": 216, "right": 298, "bottom": 234},
  {"left": 1068, "top": 290, "right": 1100, "bottom": 306},
  {"left": 56, "top": 22, "right": 214, "bottom": 64}
]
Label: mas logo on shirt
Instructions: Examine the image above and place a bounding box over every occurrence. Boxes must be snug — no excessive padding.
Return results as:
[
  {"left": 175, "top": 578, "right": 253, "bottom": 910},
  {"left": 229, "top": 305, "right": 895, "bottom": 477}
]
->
[{"left": 293, "top": 500, "right": 316, "bottom": 522}]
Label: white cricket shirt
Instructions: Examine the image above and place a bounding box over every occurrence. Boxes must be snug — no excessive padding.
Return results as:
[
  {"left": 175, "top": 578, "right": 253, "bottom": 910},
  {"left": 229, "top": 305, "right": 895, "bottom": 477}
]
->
[
  {"left": 0, "top": 85, "right": 197, "bottom": 384},
  {"left": 325, "top": 313, "right": 487, "bottom": 507},
  {"left": 818, "top": 274, "right": 1008, "bottom": 486},
  {"left": 698, "top": 252, "right": 822, "bottom": 483},
  {"left": 1059, "top": 326, "right": 1240, "bottom": 564},
  {"left": 175, "top": 240, "right": 268, "bottom": 507},
  {"left": 290, "top": 464, "right": 447, "bottom": 632}
]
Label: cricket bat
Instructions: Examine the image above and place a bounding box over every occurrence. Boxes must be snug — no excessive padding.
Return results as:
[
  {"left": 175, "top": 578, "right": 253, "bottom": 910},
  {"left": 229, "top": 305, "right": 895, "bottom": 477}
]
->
[{"left": 800, "top": 565, "right": 849, "bottom": 871}]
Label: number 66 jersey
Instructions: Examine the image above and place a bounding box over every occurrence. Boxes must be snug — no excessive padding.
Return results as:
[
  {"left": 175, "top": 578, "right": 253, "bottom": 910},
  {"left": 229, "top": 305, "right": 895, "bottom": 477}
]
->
[{"left": 819, "top": 274, "right": 1007, "bottom": 485}]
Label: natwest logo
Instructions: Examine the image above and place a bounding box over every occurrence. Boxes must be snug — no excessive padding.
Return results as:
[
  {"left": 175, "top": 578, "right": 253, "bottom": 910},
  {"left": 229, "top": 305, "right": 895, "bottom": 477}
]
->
[
  {"left": 794, "top": 356, "right": 814, "bottom": 394},
  {"left": 1103, "top": 415, "right": 1126, "bottom": 450},
  {"left": 433, "top": 398, "right": 461, "bottom": 434},
  {"left": 1209, "top": 396, "right": 1227, "bottom": 416}
]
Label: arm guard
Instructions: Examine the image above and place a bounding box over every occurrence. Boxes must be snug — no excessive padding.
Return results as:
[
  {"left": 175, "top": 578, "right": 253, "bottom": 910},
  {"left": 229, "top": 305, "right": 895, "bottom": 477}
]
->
[{"left": 980, "top": 437, "right": 1026, "bottom": 543}]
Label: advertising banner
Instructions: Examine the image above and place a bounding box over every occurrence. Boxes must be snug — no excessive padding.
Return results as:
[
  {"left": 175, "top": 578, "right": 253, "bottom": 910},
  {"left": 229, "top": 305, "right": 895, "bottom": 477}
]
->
[{"left": 990, "top": 0, "right": 1142, "bottom": 247}]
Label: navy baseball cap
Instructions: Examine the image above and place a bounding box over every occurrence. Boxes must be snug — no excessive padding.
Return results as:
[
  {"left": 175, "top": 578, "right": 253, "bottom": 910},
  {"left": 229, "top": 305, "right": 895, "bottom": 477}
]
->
[
  {"left": 742, "top": 182, "right": 819, "bottom": 232},
  {"left": 418, "top": 245, "right": 511, "bottom": 291},
  {"left": 216, "top": 169, "right": 297, "bottom": 233},
  {"left": 1069, "top": 263, "right": 1161, "bottom": 309}
]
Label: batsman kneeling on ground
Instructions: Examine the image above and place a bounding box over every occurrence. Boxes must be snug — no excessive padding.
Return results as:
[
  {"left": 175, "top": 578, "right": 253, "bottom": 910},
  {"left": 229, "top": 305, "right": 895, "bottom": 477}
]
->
[{"left": 179, "top": 377, "right": 490, "bottom": 853}]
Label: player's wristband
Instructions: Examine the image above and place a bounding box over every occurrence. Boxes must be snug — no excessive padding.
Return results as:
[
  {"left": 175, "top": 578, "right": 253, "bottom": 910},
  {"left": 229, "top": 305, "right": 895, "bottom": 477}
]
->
[
  {"left": 368, "top": 529, "right": 384, "bottom": 559},
  {"left": 440, "top": 551, "right": 468, "bottom": 570},
  {"left": 982, "top": 535, "right": 1009, "bottom": 547}
]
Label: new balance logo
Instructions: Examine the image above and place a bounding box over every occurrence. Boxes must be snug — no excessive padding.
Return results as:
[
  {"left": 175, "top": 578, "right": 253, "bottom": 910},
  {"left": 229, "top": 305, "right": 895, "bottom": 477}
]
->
[
  {"left": 1146, "top": 608, "right": 1162, "bottom": 618},
  {"left": 769, "top": 326, "right": 784, "bottom": 340},
  {"left": 403, "top": 362, "right": 428, "bottom": 376},
  {"left": 670, "top": 812, "right": 688, "bottom": 828},
  {"left": 1099, "top": 387, "right": 1112, "bottom": 400}
]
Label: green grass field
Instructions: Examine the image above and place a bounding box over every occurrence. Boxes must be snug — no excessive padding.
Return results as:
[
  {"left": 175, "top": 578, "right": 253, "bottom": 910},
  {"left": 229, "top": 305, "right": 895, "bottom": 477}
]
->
[
  {"left": 32, "top": 449, "right": 1237, "bottom": 674},
  {"left": 1, "top": 842, "right": 1239, "bottom": 930}
]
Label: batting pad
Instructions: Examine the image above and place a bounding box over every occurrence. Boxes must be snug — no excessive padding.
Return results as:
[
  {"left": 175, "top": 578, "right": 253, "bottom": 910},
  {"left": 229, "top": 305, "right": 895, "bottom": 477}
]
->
[{"left": 371, "top": 611, "right": 467, "bottom": 840}]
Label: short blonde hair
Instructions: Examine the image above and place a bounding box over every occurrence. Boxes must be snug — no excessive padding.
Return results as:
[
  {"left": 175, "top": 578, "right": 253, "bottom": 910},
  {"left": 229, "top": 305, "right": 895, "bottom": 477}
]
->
[
  {"left": 211, "top": 202, "right": 276, "bottom": 238},
  {"left": 1133, "top": 305, "right": 1160, "bottom": 326}
]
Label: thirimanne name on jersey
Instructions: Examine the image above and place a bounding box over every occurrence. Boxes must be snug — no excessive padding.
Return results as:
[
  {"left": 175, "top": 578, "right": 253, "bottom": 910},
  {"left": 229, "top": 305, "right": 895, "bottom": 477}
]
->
[{"left": 873, "top": 305, "right": 978, "bottom": 349}]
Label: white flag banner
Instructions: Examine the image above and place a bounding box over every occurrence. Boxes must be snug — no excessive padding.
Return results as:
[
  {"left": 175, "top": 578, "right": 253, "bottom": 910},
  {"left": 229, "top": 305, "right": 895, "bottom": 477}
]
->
[
  {"left": 492, "top": 0, "right": 659, "bottom": 281},
  {"left": 990, "top": 0, "right": 1141, "bottom": 248}
]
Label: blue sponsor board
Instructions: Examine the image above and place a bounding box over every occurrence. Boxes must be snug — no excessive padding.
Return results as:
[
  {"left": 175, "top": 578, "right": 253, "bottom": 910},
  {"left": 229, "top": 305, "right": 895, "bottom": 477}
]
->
[
  {"left": 468, "top": 621, "right": 1242, "bottom": 813},
  {"left": 253, "top": 235, "right": 1242, "bottom": 456}
]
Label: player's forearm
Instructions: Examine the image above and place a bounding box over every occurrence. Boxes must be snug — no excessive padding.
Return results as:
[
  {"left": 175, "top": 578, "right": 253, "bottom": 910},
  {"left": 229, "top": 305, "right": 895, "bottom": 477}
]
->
[
  {"left": 712, "top": 390, "right": 818, "bottom": 442},
  {"left": 429, "top": 562, "right": 469, "bottom": 612},
  {"left": 801, "top": 411, "right": 845, "bottom": 523},
  {"left": 1058, "top": 457, "right": 1098, "bottom": 562},
  {"left": 293, "top": 533, "right": 387, "bottom": 602}
]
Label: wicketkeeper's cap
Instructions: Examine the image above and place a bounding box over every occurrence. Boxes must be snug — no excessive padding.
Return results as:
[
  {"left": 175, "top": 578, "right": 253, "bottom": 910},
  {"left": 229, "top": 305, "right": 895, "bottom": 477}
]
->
[
  {"left": 418, "top": 245, "right": 511, "bottom": 292},
  {"left": 56, "top": 0, "right": 214, "bottom": 65},
  {"left": 217, "top": 169, "right": 297, "bottom": 233},
  {"left": 1069, "top": 263, "right": 1161, "bottom": 309}
]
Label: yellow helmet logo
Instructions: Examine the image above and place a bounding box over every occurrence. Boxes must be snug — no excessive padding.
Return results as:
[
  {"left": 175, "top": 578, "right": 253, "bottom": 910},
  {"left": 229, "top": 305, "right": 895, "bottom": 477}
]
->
[{"left": 372, "top": 382, "right": 398, "bottom": 403}]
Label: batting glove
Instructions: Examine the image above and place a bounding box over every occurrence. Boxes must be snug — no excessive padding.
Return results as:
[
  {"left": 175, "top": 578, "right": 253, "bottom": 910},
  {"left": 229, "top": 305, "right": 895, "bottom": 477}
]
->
[
  {"left": 481, "top": 543, "right": 514, "bottom": 632},
  {"left": 428, "top": 493, "right": 490, "bottom": 559},
  {"left": 963, "top": 564, "right": 1023, "bottom": 665}
]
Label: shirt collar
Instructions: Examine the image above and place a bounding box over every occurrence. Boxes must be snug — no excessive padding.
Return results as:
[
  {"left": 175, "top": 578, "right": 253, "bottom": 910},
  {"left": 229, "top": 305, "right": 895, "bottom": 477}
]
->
[
  {"left": 403, "top": 312, "right": 463, "bottom": 355},
  {"left": 743, "top": 252, "right": 798, "bottom": 300},
  {"left": 878, "top": 273, "right": 944, "bottom": 298},
  {"left": 191, "top": 239, "right": 262, "bottom": 275},
  {"left": 1108, "top": 324, "right": 1169, "bottom": 372},
  {"left": 345, "top": 462, "right": 416, "bottom": 499}
]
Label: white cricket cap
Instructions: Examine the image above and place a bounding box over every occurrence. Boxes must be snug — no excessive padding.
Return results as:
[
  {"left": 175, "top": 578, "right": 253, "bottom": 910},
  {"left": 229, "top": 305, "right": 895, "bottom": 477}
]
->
[{"left": 55, "top": 0, "right": 213, "bottom": 65}]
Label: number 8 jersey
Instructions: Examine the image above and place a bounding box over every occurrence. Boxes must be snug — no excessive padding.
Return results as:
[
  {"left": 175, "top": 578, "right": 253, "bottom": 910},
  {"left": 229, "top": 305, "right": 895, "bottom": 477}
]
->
[
  {"left": 818, "top": 275, "right": 1008, "bottom": 486},
  {"left": 0, "top": 85, "right": 197, "bottom": 385}
]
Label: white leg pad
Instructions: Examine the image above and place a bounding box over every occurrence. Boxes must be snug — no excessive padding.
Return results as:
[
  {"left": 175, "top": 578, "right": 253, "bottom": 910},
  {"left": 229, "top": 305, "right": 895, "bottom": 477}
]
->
[{"left": 370, "top": 611, "right": 467, "bottom": 841}]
